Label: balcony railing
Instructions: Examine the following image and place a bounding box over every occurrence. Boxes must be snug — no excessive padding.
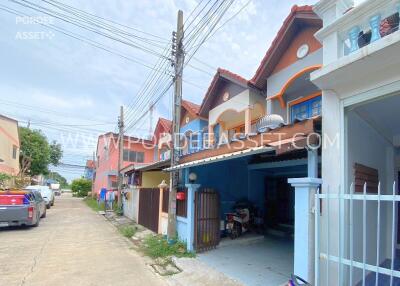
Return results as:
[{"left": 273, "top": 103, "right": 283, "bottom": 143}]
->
[{"left": 342, "top": 1, "right": 400, "bottom": 56}]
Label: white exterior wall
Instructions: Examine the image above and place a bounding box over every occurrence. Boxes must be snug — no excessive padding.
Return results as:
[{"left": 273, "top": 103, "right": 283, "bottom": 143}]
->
[
  {"left": 266, "top": 49, "right": 322, "bottom": 123},
  {"left": 312, "top": 0, "right": 400, "bottom": 285},
  {"left": 208, "top": 89, "right": 250, "bottom": 126},
  {"left": 123, "top": 187, "right": 139, "bottom": 222},
  {"left": 346, "top": 111, "right": 395, "bottom": 282}
]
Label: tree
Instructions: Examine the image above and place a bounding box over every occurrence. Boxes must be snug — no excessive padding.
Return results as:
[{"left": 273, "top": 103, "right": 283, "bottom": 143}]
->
[
  {"left": 0, "top": 173, "right": 11, "bottom": 188},
  {"left": 71, "top": 178, "right": 92, "bottom": 197},
  {"left": 49, "top": 141, "right": 62, "bottom": 166},
  {"left": 19, "top": 127, "right": 63, "bottom": 176}
]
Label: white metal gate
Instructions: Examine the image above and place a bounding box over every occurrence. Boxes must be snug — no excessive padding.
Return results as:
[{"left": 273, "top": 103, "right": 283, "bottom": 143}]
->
[{"left": 315, "top": 182, "right": 399, "bottom": 286}]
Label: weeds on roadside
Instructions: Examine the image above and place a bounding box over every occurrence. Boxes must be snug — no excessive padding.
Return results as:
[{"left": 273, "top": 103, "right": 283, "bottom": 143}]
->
[
  {"left": 119, "top": 225, "right": 137, "bottom": 238},
  {"left": 141, "top": 235, "right": 195, "bottom": 259},
  {"left": 83, "top": 197, "right": 104, "bottom": 212}
]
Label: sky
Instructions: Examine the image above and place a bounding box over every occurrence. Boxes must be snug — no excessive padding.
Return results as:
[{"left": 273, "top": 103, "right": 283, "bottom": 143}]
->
[{"left": 0, "top": 0, "right": 316, "bottom": 182}]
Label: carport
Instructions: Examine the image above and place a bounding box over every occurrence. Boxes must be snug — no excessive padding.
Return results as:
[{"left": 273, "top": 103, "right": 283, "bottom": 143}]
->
[
  {"left": 165, "top": 117, "right": 321, "bottom": 283},
  {"left": 179, "top": 150, "right": 311, "bottom": 285},
  {"left": 198, "top": 235, "right": 294, "bottom": 286}
]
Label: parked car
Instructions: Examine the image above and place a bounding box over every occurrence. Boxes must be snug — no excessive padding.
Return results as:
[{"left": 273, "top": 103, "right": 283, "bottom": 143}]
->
[
  {"left": 26, "top": 186, "right": 55, "bottom": 209},
  {"left": 0, "top": 189, "right": 46, "bottom": 227}
]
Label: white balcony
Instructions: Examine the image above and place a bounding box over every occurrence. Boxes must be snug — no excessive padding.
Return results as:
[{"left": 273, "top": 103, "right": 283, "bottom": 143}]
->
[{"left": 312, "top": 0, "right": 400, "bottom": 96}]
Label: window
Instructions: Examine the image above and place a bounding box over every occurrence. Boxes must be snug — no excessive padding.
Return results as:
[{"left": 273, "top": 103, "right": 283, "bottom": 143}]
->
[
  {"left": 190, "top": 133, "right": 199, "bottom": 150},
  {"left": 136, "top": 152, "right": 144, "bottom": 163},
  {"left": 228, "top": 126, "right": 245, "bottom": 140},
  {"left": 123, "top": 149, "right": 144, "bottom": 163},
  {"left": 290, "top": 96, "right": 322, "bottom": 123},
  {"left": 129, "top": 151, "right": 136, "bottom": 162},
  {"left": 111, "top": 181, "right": 118, "bottom": 188},
  {"left": 12, "top": 145, "right": 17, "bottom": 159},
  {"left": 123, "top": 150, "right": 129, "bottom": 161}
]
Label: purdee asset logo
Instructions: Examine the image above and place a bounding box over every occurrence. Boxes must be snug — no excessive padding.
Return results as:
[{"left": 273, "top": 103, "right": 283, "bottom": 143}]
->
[{"left": 15, "top": 16, "right": 55, "bottom": 40}]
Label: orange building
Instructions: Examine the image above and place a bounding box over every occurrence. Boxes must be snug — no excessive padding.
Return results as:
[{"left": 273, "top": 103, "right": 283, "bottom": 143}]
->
[
  {"left": 0, "top": 115, "right": 20, "bottom": 176},
  {"left": 93, "top": 132, "right": 154, "bottom": 194}
]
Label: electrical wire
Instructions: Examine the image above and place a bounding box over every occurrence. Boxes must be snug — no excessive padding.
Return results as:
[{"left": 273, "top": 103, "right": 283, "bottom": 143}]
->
[{"left": 9, "top": 0, "right": 169, "bottom": 59}]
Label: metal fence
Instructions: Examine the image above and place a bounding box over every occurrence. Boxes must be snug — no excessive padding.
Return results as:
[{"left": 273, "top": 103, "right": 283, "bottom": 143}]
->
[
  {"left": 161, "top": 187, "right": 187, "bottom": 217},
  {"left": 162, "top": 188, "right": 169, "bottom": 213},
  {"left": 315, "top": 181, "right": 399, "bottom": 286},
  {"left": 138, "top": 188, "right": 160, "bottom": 233},
  {"left": 176, "top": 188, "right": 188, "bottom": 218},
  {"left": 194, "top": 188, "right": 220, "bottom": 253}
]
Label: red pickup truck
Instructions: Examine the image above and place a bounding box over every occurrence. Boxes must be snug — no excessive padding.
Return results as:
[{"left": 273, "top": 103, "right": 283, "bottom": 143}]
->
[{"left": 0, "top": 190, "right": 46, "bottom": 227}]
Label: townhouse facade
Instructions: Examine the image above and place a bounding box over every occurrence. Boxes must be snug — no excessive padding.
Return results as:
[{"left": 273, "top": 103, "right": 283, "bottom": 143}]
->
[
  {"left": 154, "top": 6, "right": 324, "bottom": 284},
  {"left": 115, "top": 2, "right": 400, "bottom": 284},
  {"left": 310, "top": 0, "right": 400, "bottom": 285},
  {"left": 84, "top": 159, "right": 95, "bottom": 180},
  {"left": 93, "top": 132, "right": 153, "bottom": 195},
  {"left": 0, "top": 115, "right": 20, "bottom": 177}
]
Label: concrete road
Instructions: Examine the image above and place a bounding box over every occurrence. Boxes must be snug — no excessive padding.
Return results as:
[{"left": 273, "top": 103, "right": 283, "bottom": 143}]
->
[{"left": 0, "top": 194, "right": 165, "bottom": 286}]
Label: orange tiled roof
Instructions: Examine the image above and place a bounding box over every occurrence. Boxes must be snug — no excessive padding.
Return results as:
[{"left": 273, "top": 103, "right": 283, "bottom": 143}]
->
[
  {"left": 158, "top": 117, "right": 172, "bottom": 133},
  {"left": 250, "top": 5, "right": 321, "bottom": 88},
  {"left": 86, "top": 160, "right": 95, "bottom": 169},
  {"left": 198, "top": 68, "right": 249, "bottom": 116},
  {"left": 182, "top": 100, "right": 201, "bottom": 115}
]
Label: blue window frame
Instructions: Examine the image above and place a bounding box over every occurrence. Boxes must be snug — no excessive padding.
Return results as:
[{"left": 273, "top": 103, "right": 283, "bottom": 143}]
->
[{"left": 290, "top": 96, "right": 321, "bottom": 123}]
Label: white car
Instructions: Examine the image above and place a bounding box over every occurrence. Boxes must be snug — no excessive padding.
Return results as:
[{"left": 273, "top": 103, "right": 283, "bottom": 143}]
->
[{"left": 25, "top": 186, "right": 55, "bottom": 209}]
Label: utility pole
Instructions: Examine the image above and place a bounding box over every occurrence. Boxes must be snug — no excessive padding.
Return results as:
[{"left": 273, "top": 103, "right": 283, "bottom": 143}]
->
[
  {"left": 149, "top": 102, "right": 154, "bottom": 140},
  {"left": 92, "top": 151, "right": 96, "bottom": 198},
  {"left": 117, "top": 106, "right": 124, "bottom": 209},
  {"left": 167, "top": 10, "right": 184, "bottom": 242}
]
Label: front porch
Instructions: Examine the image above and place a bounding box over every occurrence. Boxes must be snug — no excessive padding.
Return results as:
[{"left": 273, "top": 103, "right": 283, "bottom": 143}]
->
[
  {"left": 314, "top": 92, "right": 400, "bottom": 286},
  {"left": 168, "top": 138, "right": 321, "bottom": 285},
  {"left": 199, "top": 234, "right": 294, "bottom": 286}
]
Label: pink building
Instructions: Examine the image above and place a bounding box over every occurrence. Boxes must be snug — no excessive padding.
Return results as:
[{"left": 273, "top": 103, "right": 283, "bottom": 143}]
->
[{"left": 93, "top": 133, "right": 154, "bottom": 194}]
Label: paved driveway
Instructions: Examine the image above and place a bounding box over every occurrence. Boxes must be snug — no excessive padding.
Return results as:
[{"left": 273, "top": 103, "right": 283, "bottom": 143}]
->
[{"left": 0, "top": 193, "right": 165, "bottom": 286}]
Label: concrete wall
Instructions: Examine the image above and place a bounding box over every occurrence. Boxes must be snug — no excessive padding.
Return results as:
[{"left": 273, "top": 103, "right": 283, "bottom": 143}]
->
[
  {"left": 0, "top": 116, "right": 19, "bottom": 176},
  {"left": 141, "top": 171, "right": 169, "bottom": 188},
  {"left": 347, "top": 111, "right": 394, "bottom": 276},
  {"left": 209, "top": 80, "right": 247, "bottom": 111},
  {"left": 180, "top": 118, "right": 208, "bottom": 153},
  {"left": 123, "top": 187, "right": 139, "bottom": 222},
  {"left": 190, "top": 158, "right": 250, "bottom": 217},
  {"left": 160, "top": 212, "right": 168, "bottom": 235},
  {"left": 266, "top": 49, "right": 322, "bottom": 123},
  {"left": 94, "top": 134, "right": 154, "bottom": 193},
  {"left": 176, "top": 216, "right": 188, "bottom": 242}
]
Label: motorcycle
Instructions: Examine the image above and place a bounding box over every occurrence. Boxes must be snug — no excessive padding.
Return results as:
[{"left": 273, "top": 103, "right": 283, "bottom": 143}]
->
[
  {"left": 225, "top": 205, "right": 251, "bottom": 239},
  {"left": 287, "top": 275, "right": 311, "bottom": 286}
]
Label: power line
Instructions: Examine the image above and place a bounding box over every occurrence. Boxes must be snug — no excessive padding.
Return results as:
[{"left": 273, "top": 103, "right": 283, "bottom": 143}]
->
[
  {"left": 44, "top": 0, "right": 169, "bottom": 42},
  {"left": 0, "top": 98, "right": 112, "bottom": 124},
  {"left": 187, "top": 0, "right": 252, "bottom": 51},
  {"left": 124, "top": 0, "right": 230, "bottom": 134},
  {"left": 0, "top": 4, "right": 208, "bottom": 88},
  {"left": 9, "top": 0, "right": 169, "bottom": 59}
]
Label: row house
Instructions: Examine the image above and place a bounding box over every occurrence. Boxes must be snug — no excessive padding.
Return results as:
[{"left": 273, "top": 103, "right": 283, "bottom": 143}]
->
[
  {"left": 0, "top": 115, "right": 20, "bottom": 177},
  {"left": 84, "top": 160, "right": 95, "bottom": 181},
  {"left": 120, "top": 100, "right": 204, "bottom": 232},
  {"left": 113, "top": 2, "right": 399, "bottom": 285},
  {"left": 93, "top": 132, "right": 153, "bottom": 195},
  {"left": 158, "top": 5, "right": 324, "bottom": 285},
  {"left": 311, "top": 0, "right": 400, "bottom": 285}
]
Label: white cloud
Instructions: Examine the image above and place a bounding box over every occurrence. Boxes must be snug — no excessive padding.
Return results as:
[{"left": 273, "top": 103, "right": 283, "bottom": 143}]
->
[{"left": 0, "top": 0, "right": 317, "bottom": 181}]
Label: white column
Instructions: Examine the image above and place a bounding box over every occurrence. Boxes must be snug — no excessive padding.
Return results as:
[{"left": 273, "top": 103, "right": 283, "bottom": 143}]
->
[
  {"left": 288, "top": 177, "right": 322, "bottom": 284},
  {"left": 308, "top": 148, "right": 319, "bottom": 178},
  {"left": 244, "top": 107, "right": 252, "bottom": 135},
  {"left": 185, "top": 183, "right": 201, "bottom": 252}
]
